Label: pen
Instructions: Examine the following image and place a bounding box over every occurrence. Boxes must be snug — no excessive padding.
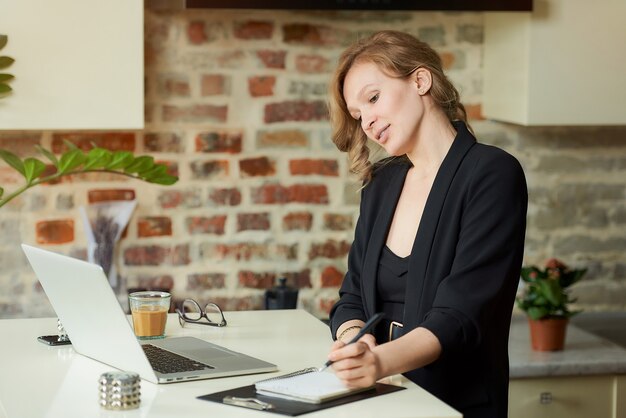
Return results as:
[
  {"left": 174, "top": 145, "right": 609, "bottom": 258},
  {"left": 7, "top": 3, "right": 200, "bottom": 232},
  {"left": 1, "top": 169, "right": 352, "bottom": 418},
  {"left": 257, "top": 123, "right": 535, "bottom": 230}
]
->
[{"left": 319, "top": 312, "right": 385, "bottom": 372}]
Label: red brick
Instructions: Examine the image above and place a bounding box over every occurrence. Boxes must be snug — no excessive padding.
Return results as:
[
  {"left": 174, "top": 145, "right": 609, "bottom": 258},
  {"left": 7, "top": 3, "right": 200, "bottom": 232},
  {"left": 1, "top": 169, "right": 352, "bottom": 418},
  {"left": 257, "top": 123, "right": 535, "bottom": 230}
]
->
[
  {"left": 162, "top": 104, "right": 228, "bottom": 123},
  {"left": 239, "top": 157, "right": 276, "bottom": 177},
  {"left": 208, "top": 187, "right": 241, "bottom": 206},
  {"left": 257, "top": 130, "right": 309, "bottom": 148},
  {"left": 465, "top": 104, "right": 485, "bottom": 121},
  {"left": 186, "top": 215, "right": 227, "bottom": 235},
  {"left": 251, "top": 184, "right": 329, "bottom": 204},
  {"left": 123, "top": 245, "right": 189, "bottom": 266},
  {"left": 88, "top": 189, "right": 136, "bottom": 203},
  {"left": 158, "top": 74, "right": 190, "bottom": 97},
  {"left": 52, "top": 133, "right": 135, "bottom": 153},
  {"left": 187, "top": 21, "right": 208, "bottom": 44},
  {"left": 256, "top": 50, "right": 286, "bottom": 69},
  {"left": 158, "top": 189, "right": 202, "bottom": 209},
  {"left": 238, "top": 271, "right": 276, "bottom": 289},
  {"left": 201, "top": 243, "right": 297, "bottom": 261},
  {"left": 137, "top": 216, "right": 172, "bottom": 237},
  {"left": 264, "top": 100, "right": 328, "bottom": 123},
  {"left": 216, "top": 50, "right": 246, "bottom": 67},
  {"left": 35, "top": 219, "right": 74, "bottom": 244},
  {"left": 237, "top": 213, "right": 270, "bottom": 231},
  {"left": 201, "top": 74, "right": 230, "bottom": 96},
  {"left": 323, "top": 213, "right": 353, "bottom": 231},
  {"left": 195, "top": 131, "right": 242, "bottom": 153},
  {"left": 0, "top": 133, "right": 42, "bottom": 157},
  {"left": 186, "top": 273, "right": 226, "bottom": 290},
  {"left": 190, "top": 160, "right": 229, "bottom": 179},
  {"left": 248, "top": 76, "right": 275, "bottom": 97},
  {"left": 308, "top": 240, "right": 351, "bottom": 260},
  {"left": 281, "top": 270, "right": 312, "bottom": 288},
  {"left": 321, "top": 266, "right": 344, "bottom": 287},
  {"left": 134, "top": 275, "right": 175, "bottom": 292},
  {"left": 289, "top": 159, "right": 339, "bottom": 176},
  {"left": 283, "top": 212, "right": 313, "bottom": 231},
  {"left": 234, "top": 21, "right": 274, "bottom": 39},
  {"left": 283, "top": 23, "right": 344, "bottom": 46},
  {"left": 144, "top": 132, "right": 184, "bottom": 153},
  {"left": 295, "top": 54, "right": 331, "bottom": 73}
]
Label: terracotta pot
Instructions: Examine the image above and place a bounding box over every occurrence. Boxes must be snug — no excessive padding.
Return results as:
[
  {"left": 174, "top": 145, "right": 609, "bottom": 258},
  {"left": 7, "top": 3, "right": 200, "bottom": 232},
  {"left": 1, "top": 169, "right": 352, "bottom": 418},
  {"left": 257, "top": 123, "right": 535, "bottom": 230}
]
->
[{"left": 527, "top": 317, "right": 568, "bottom": 351}]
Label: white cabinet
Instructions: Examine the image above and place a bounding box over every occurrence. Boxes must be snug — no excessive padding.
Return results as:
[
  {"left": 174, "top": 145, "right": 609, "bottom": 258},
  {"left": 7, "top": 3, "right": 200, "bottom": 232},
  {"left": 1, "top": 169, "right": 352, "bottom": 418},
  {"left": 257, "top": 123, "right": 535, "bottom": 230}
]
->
[
  {"left": 509, "top": 375, "right": 624, "bottom": 418},
  {"left": 0, "top": 0, "right": 143, "bottom": 130},
  {"left": 483, "top": 0, "right": 626, "bottom": 126}
]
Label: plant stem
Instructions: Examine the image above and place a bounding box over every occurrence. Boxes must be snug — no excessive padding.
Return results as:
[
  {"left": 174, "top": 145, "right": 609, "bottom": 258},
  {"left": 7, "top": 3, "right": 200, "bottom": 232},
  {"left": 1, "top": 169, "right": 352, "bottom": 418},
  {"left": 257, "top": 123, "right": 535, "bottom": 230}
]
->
[{"left": 0, "top": 169, "right": 145, "bottom": 208}]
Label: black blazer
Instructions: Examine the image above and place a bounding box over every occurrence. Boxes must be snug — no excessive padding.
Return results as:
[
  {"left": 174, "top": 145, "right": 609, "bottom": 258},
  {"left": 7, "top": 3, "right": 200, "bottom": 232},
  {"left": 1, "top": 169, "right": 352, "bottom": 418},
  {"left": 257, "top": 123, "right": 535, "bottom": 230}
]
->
[{"left": 330, "top": 122, "right": 528, "bottom": 418}]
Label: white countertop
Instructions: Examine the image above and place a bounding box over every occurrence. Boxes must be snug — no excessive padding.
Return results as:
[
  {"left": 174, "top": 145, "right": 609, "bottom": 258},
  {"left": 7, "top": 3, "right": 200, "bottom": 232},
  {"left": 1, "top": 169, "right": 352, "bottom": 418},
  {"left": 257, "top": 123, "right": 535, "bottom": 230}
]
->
[
  {"left": 0, "top": 310, "right": 461, "bottom": 418},
  {"left": 509, "top": 317, "right": 626, "bottom": 378}
]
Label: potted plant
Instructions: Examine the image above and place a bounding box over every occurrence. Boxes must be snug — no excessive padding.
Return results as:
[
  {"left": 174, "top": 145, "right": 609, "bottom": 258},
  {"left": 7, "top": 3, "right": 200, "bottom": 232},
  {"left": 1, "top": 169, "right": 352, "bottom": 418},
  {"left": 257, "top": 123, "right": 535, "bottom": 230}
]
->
[{"left": 516, "top": 258, "right": 586, "bottom": 351}]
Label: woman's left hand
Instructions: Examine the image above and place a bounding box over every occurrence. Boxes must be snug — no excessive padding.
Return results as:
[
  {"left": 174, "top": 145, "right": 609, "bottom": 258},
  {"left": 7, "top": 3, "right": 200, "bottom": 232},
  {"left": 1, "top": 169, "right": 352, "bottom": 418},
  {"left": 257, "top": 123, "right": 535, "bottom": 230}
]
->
[{"left": 329, "top": 334, "right": 381, "bottom": 388}]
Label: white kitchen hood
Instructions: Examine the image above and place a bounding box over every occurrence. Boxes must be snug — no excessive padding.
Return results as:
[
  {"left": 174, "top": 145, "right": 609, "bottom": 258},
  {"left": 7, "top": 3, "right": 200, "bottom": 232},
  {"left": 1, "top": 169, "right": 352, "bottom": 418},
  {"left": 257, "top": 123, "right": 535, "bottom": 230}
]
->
[{"left": 482, "top": 0, "right": 626, "bottom": 126}]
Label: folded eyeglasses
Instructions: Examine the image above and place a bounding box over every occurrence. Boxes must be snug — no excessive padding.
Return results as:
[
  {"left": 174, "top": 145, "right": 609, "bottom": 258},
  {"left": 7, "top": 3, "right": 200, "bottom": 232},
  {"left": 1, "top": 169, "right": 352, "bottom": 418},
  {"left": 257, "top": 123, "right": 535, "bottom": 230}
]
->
[{"left": 175, "top": 299, "right": 227, "bottom": 327}]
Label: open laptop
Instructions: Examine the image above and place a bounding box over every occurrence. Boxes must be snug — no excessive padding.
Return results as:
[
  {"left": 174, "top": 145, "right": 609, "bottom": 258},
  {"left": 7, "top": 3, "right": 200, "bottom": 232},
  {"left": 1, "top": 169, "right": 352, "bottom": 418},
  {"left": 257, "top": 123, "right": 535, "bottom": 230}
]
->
[{"left": 22, "top": 243, "right": 277, "bottom": 384}]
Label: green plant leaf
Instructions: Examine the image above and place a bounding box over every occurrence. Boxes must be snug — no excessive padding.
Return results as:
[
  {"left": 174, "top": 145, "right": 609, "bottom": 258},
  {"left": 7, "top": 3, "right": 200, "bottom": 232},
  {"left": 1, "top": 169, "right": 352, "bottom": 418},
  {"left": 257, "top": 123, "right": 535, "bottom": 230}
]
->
[
  {"left": 36, "top": 145, "right": 59, "bottom": 166},
  {"left": 0, "top": 149, "right": 25, "bottom": 175},
  {"left": 0, "top": 186, "right": 3, "bottom": 199},
  {"left": 0, "top": 74, "right": 14, "bottom": 82},
  {"left": 138, "top": 163, "right": 167, "bottom": 178},
  {"left": 23, "top": 158, "right": 47, "bottom": 184},
  {"left": 0, "top": 35, "right": 7, "bottom": 50},
  {"left": 149, "top": 174, "right": 178, "bottom": 185},
  {"left": 124, "top": 155, "right": 154, "bottom": 174},
  {"left": 83, "top": 148, "right": 112, "bottom": 170},
  {"left": 0, "top": 56, "right": 14, "bottom": 70},
  {"left": 57, "top": 149, "right": 86, "bottom": 173},
  {"left": 527, "top": 306, "right": 549, "bottom": 320},
  {"left": 0, "top": 84, "right": 12, "bottom": 94},
  {"left": 106, "top": 151, "right": 134, "bottom": 170}
]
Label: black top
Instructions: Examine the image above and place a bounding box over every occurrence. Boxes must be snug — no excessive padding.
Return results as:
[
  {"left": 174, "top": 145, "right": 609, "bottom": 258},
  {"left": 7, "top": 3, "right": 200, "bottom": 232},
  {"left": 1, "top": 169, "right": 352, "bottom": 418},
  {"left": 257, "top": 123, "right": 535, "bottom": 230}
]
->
[
  {"left": 330, "top": 121, "right": 528, "bottom": 418},
  {"left": 375, "top": 246, "right": 408, "bottom": 343}
]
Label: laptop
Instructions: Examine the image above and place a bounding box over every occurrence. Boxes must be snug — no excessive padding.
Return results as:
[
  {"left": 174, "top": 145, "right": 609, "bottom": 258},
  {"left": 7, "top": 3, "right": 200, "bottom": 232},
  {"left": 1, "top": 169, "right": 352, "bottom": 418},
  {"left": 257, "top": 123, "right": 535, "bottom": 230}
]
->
[{"left": 21, "top": 243, "right": 277, "bottom": 384}]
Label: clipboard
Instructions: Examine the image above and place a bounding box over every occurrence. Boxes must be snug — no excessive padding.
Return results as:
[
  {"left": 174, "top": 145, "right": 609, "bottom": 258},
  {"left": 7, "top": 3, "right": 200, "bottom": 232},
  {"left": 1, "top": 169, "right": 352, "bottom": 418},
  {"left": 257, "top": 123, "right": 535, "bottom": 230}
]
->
[{"left": 197, "top": 382, "right": 405, "bottom": 416}]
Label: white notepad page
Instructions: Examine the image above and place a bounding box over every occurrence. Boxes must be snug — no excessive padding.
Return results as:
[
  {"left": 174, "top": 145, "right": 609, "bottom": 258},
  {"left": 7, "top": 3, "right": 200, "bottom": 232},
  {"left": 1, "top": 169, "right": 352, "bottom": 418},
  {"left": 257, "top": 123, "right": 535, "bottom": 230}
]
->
[{"left": 255, "top": 369, "right": 371, "bottom": 404}]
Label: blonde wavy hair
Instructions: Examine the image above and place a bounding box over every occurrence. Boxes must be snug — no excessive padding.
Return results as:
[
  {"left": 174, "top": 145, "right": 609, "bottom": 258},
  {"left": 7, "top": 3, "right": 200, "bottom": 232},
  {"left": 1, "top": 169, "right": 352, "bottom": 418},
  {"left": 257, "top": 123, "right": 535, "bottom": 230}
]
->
[{"left": 329, "top": 30, "right": 470, "bottom": 184}]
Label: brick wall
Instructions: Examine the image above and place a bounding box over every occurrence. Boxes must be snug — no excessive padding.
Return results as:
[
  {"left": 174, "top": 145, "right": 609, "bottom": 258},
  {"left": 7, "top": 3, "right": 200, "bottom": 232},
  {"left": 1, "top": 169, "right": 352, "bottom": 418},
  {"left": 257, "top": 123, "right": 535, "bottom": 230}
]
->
[{"left": 1, "top": 9, "right": 625, "bottom": 318}]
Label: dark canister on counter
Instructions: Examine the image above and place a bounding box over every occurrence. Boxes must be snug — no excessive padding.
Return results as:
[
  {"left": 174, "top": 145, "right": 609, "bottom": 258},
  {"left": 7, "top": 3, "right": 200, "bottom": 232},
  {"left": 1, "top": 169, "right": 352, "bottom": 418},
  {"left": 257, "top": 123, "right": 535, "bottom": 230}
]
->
[{"left": 264, "top": 277, "right": 298, "bottom": 309}]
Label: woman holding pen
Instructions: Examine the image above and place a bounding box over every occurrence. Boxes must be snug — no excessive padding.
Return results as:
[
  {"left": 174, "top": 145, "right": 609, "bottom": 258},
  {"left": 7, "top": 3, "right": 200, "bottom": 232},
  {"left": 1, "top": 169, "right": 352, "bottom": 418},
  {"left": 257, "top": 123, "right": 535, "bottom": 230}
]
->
[{"left": 327, "top": 30, "right": 527, "bottom": 418}]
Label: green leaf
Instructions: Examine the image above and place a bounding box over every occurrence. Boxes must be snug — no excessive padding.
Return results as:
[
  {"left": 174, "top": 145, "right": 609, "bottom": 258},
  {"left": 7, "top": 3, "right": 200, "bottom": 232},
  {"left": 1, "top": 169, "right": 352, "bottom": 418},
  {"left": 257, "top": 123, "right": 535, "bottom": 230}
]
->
[
  {"left": 527, "top": 307, "right": 549, "bottom": 320},
  {"left": 0, "top": 74, "right": 14, "bottom": 82},
  {"left": 57, "top": 149, "right": 86, "bottom": 173},
  {"left": 62, "top": 139, "right": 79, "bottom": 152},
  {"left": 149, "top": 174, "right": 178, "bottom": 185},
  {"left": 0, "top": 35, "right": 7, "bottom": 50},
  {"left": 106, "top": 151, "right": 134, "bottom": 170},
  {"left": 0, "top": 56, "right": 14, "bottom": 70},
  {"left": 0, "top": 84, "right": 12, "bottom": 94},
  {"left": 124, "top": 155, "right": 154, "bottom": 174},
  {"left": 0, "top": 149, "right": 25, "bottom": 175},
  {"left": 138, "top": 163, "right": 167, "bottom": 178},
  {"left": 23, "top": 158, "right": 46, "bottom": 184},
  {"left": 36, "top": 145, "right": 58, "bottom": 166},
  {"left": 83, "top": 148, "right": 112, "bottom": 170},
  {"left": 0, "top": 186, "right": 3, "bottom": 199}
]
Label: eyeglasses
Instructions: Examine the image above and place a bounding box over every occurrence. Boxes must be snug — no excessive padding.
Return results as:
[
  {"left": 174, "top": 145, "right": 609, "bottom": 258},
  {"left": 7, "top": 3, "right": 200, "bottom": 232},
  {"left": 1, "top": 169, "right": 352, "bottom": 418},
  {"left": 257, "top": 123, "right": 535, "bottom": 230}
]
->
[{"left": 175, "top": 299, "right": 227, "bottom": 328}]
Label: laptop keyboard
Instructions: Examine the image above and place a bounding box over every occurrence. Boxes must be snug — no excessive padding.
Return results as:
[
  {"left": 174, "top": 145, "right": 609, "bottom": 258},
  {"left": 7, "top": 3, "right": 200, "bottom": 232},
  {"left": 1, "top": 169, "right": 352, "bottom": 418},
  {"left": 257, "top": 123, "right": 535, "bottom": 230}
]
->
[{"left": 142, "top": 344, "right": 214, "bottom": 374}]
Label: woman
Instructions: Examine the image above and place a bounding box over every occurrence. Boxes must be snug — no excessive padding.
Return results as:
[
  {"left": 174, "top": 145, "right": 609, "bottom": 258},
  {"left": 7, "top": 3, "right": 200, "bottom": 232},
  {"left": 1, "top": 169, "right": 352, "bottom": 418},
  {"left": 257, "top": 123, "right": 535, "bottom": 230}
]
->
[{"left": 327, "top": 31, "right": 527, "bottom": 418}]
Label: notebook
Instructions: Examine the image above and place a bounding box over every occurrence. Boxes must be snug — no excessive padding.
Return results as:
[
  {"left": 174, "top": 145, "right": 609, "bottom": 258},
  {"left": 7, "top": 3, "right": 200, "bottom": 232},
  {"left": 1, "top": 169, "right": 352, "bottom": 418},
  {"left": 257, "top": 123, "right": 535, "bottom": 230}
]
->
[
  {"left": 21, "top": 243, "right": 277, "bottom": 384},
  {"left": 255, "top": 367, "right": 373, "bottom": 404}
]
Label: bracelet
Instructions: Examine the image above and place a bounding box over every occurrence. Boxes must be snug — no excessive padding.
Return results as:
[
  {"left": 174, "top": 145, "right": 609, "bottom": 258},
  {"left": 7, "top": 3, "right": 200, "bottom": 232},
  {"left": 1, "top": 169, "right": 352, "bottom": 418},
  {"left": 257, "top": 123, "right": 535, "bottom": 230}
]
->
[{"left": 337, "top": 325, "right": 362, "bottom": 342}]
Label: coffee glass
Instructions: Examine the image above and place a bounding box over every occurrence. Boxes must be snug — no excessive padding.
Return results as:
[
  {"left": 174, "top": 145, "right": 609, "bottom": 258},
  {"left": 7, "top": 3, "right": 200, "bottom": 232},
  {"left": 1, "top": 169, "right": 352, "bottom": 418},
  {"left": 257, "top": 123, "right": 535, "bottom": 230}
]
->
[{"left": 128, "top": 291, "right": 171, "bottom": 339}]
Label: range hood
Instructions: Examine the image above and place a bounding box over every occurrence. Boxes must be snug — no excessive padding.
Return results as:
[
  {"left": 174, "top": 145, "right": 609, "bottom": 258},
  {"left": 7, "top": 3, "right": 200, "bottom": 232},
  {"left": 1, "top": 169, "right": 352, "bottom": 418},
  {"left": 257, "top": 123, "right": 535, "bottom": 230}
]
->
[{"left": 149, "top": 0, "right": 532, "bottom": 11}]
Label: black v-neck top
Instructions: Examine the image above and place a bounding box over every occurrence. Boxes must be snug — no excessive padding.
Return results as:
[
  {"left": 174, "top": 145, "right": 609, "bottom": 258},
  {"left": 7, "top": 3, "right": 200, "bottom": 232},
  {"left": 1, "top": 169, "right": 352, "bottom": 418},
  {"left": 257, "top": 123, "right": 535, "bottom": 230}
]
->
[{"left": 375, "top": 246, "right": 408, "bottom": 343}]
